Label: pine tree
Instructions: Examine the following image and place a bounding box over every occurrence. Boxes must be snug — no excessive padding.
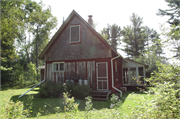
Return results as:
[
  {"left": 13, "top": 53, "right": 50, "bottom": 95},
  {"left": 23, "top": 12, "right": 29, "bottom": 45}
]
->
[
  {"left": 100, "top": 24, "right": 121, "bottom": 50},
  {"left": 121, "top": 13, "right": 147, "bottom": 58},
  {"left": 157, "top": 0, "right": 180, "bottom": 26}
]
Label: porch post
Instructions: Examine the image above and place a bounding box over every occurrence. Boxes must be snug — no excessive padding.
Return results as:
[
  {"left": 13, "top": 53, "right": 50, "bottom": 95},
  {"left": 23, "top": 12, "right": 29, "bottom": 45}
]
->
[
  {"left": 128, "top": 67, "right": 130, "bottom": 84},
  {"left": 143, "top": 66, "right": 145, "bottom": 84},
  {"left": 136, "top": 67, "right": 139, "bottom": 82}
]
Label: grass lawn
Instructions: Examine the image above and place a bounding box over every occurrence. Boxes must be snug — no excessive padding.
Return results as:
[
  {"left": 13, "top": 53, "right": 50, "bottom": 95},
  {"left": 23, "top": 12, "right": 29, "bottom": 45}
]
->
[{"left": 0, "top": 87, "right": 153, "bottom": 118}]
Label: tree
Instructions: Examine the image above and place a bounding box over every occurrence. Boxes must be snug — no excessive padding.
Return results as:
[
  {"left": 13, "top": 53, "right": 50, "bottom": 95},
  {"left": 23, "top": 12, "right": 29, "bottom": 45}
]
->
[
  {"left": 16, "top": 0, "right": 57, "bottom": 79},
  {"left": 121, "top": 13, "right": 147, "bottom": 58},
  {"left": 168, "top": 24, "right": 180, "bottom": 59},
  {"left": 157, "top": 0, "right": 180, "bottom": 60},
  {"left": 157, "top": 0, "right": 180, "bottom": 26},
  {"left": 1, "top": 0, "right": 25, "bottom": 87},
  {"left": 1, "top": 0, "right": 57, "bottom": 89},
  {"left": 100, "top": 24, "right": 121, "bottom": 50}
]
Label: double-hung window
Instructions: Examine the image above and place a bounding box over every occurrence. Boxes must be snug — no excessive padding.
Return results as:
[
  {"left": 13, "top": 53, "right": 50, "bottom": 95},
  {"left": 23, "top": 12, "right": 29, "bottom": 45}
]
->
[
  {"left": 52, "top": 62, "right": 64, "bottom": 72},
  {"left": 70, "top": 25, "right": 80, "bottom": 43}
]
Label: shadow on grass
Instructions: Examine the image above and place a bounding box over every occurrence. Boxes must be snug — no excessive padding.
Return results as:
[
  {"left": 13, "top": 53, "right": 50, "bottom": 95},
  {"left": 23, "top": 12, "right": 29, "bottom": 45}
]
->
[
  {"left": 10, "top": 91, "right": 111, "bottom": 117},
  {"left": 10, "top": 89, "right": 143, "bottom": 117}
]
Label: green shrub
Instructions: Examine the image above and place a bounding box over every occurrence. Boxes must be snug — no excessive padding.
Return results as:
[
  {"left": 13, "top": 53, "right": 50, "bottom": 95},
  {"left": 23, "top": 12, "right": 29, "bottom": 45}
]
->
[
  {"left": 130, "top": 62, "right": 180, "bottom": 118},
  {"left": 131, "top": 82, "right": 180, "bottom": 118},
  {"left": 70, "top": 84, "right": 91, "bottom": 99},
  {"left": 84, "top": 96, "right": 93, "bottom": 119},
  {"left": 39, "top": 80, "right": 91, "bottom": 99},
  {"left": 110, "top": 94, "right": 122, "bottom": 109},
  {"left": 63, "top": 92, "right": 79, "bottom": 118},
  {"left": 3, "top": 100, "right": 29, "bottom": 119},
  {"left": 39, "top": 80, "right": 64, "bottom": 98}
]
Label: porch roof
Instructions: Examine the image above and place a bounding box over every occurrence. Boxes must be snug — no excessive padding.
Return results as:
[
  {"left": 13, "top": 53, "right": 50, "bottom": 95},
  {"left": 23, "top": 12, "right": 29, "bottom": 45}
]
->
[
  {"left": 125, "top": 58, "right": 149, "bottom": 69},
  {"left": 36, "top": 66, "right": 45, "bottom": 69}
]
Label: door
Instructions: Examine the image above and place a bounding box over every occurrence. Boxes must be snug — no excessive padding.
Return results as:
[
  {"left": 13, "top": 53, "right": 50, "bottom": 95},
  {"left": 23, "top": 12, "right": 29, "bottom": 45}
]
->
[{"left": 96, "top": 62, "right": 108, "bottom": 90}]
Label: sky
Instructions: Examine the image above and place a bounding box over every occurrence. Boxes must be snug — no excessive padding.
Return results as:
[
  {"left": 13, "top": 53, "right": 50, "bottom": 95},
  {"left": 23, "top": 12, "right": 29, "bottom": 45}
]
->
[
  {"left": 35, "top": 0, "right": 170, "bottom": 33},
  {"left": 34, "top": 0, "right": 179, "bottom": 62}
]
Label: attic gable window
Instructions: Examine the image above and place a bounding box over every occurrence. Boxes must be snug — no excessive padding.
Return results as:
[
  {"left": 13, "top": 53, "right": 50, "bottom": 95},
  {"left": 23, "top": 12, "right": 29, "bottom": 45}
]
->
[
  {"left": 52, "top": 62, "right": 64, "bottom": 72},
  {"left": 70, "top": 25, "right": 80, "bottom": 43}
]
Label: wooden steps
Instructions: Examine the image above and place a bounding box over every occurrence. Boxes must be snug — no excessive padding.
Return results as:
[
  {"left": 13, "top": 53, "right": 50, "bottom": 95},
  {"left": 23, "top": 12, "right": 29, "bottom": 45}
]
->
[{"left": 91, "top": 90, "right": 111, "bottom": 101}]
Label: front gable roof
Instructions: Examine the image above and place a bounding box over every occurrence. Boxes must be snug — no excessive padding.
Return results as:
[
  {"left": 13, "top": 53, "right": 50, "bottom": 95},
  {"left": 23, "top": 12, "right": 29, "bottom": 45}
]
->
[{"left": 38, "top": 10, "right": 119, "bottom": 60}]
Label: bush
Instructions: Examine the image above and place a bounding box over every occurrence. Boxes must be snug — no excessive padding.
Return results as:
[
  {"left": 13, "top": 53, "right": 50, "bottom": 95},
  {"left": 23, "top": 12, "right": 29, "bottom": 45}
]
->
[
  {"left": 63, "top": 92, "right": 79, "bottom": 118},
  {"left": 130, "top": 62, "right": 180, "bottom": 118},
  {"left": 39, "top": 80, "right": 91, "bottom": 99},
  {"left": 39, "top": 80, "right": 64, "bottom": 98},
  {"left": 67, "top": 84, "right": 91, "bottom": 99},
  {"left": 131, "top": 82, "right": 180, "bottom": 118},
  {"left": 2, "top": 100, "right": 29, "bottom": 119}
]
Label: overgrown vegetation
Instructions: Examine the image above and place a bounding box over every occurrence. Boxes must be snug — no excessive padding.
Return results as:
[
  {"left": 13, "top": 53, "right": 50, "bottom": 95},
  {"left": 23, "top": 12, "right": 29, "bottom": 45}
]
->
[
  {"left": 129, "top": 62, "right": 180, "bottom": 118},
  {"left": 63, "top": 92, "right": 79, "bottom": 118},
  {"left": 39, "top": 80, "right": 91, "bottom": 99},
  {"left": 39, "top": 80, "right": 64, "bottom": 98},
  {"left": 3, "top": 100, "right": 29, "bottom": 118},
  {"left": 1, "top": 0, "right": 57, "bottom": 90}
]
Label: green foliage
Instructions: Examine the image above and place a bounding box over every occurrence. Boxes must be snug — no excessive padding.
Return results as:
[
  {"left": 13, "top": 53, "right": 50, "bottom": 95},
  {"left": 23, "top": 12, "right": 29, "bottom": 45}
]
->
[
  {"left": 3, "top": 100, "right": 29, "bottom": 119},
  {"left": 121, "top": 13, "right": 147, "bottom": 58},
  {"left": 1, "top": 0, "right": 57, "bottom": 89},
  {"left": 157, "top": 0, "right": 180, "bottom": 25},
  {"left": 134, "top": 53, "right": 167, "bottom": 78},
  {"left": 148, "top": 61, "right": 180, "bottom": 88},
  {"left": 0, "top": 66, "right": 13, "bottom": 71},
  {"left": 85, "top": 96, "right": 93, "bottom": 111},
  {"left": 39, "top": 81, "right": 91, "bottom": 99},
  {"left": 110, "top": 94, "right": 121, "bottom": 109},
  {"left": 63, "top": 92, "right": 79, "bottom": 118},
  {"left": 100, "top": 24, "right": 121, "bottom": 50},
  {"left": 130, "top": 62, "right": 180, "bottom": 118},
  {"left": 23, "top": 0, "right": 57, "bottom": 74},
  {"left": 39, "top": 80, "right": 64, "bottom": 98},
  {"left": 84, "top": 96, "right": 93, "bottom": 119},
  {"left": 12, "top": 62, "right": 38, "bottom": 89},
  {"left": 131, "top": 82, "right": 180, "bottom": 118},
  {"left": 70, "top": 84, "right": 92, "bottom": 99},
  {"left": 27, "top": 62, "right": 37, "bottom": 81},
  {"left": 1, "top": 0, "right": 25, "bottom": 88},
  {"left": 168, "top": 24, "right": 180, "bottom": 59}
]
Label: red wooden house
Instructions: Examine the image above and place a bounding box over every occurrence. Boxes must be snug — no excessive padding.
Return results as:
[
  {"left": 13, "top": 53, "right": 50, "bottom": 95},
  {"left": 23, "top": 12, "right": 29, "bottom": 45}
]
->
[{"left": 38, "top": 10, "right": 147, "bottom": 97}]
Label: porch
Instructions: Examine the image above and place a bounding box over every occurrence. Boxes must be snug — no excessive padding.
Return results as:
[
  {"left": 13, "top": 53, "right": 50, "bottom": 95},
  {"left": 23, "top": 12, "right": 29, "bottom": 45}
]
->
[{"left": 123, "top": 59, "right": 148, "bottom": 86}]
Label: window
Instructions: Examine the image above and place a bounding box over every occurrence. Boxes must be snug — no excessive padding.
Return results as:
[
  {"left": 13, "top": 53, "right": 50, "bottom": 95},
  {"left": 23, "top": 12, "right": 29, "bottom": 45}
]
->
[
  {"left": 138, "top": 67, "right": 143, "bottom": 76},
  {"left": 52, "top": 62, "right": 64, "bottom": 72},
  {"left": 70, "top": 25, "right": 80, "bottom": 43},
  {"left": 130, "top": 68, "right": 136, "bottom": 78},
  {"left": 129, "top": 67, "right": 136, "bottom": 84}
]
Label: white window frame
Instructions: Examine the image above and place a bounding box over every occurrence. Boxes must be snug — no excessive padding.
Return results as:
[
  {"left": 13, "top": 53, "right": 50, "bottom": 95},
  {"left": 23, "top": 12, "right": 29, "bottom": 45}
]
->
[
  {"left": 70, "top": 25, "right": 80, "bottom": 43},
  {"left": 52, "top": 62, "right": 65, "bottom": 72}
]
